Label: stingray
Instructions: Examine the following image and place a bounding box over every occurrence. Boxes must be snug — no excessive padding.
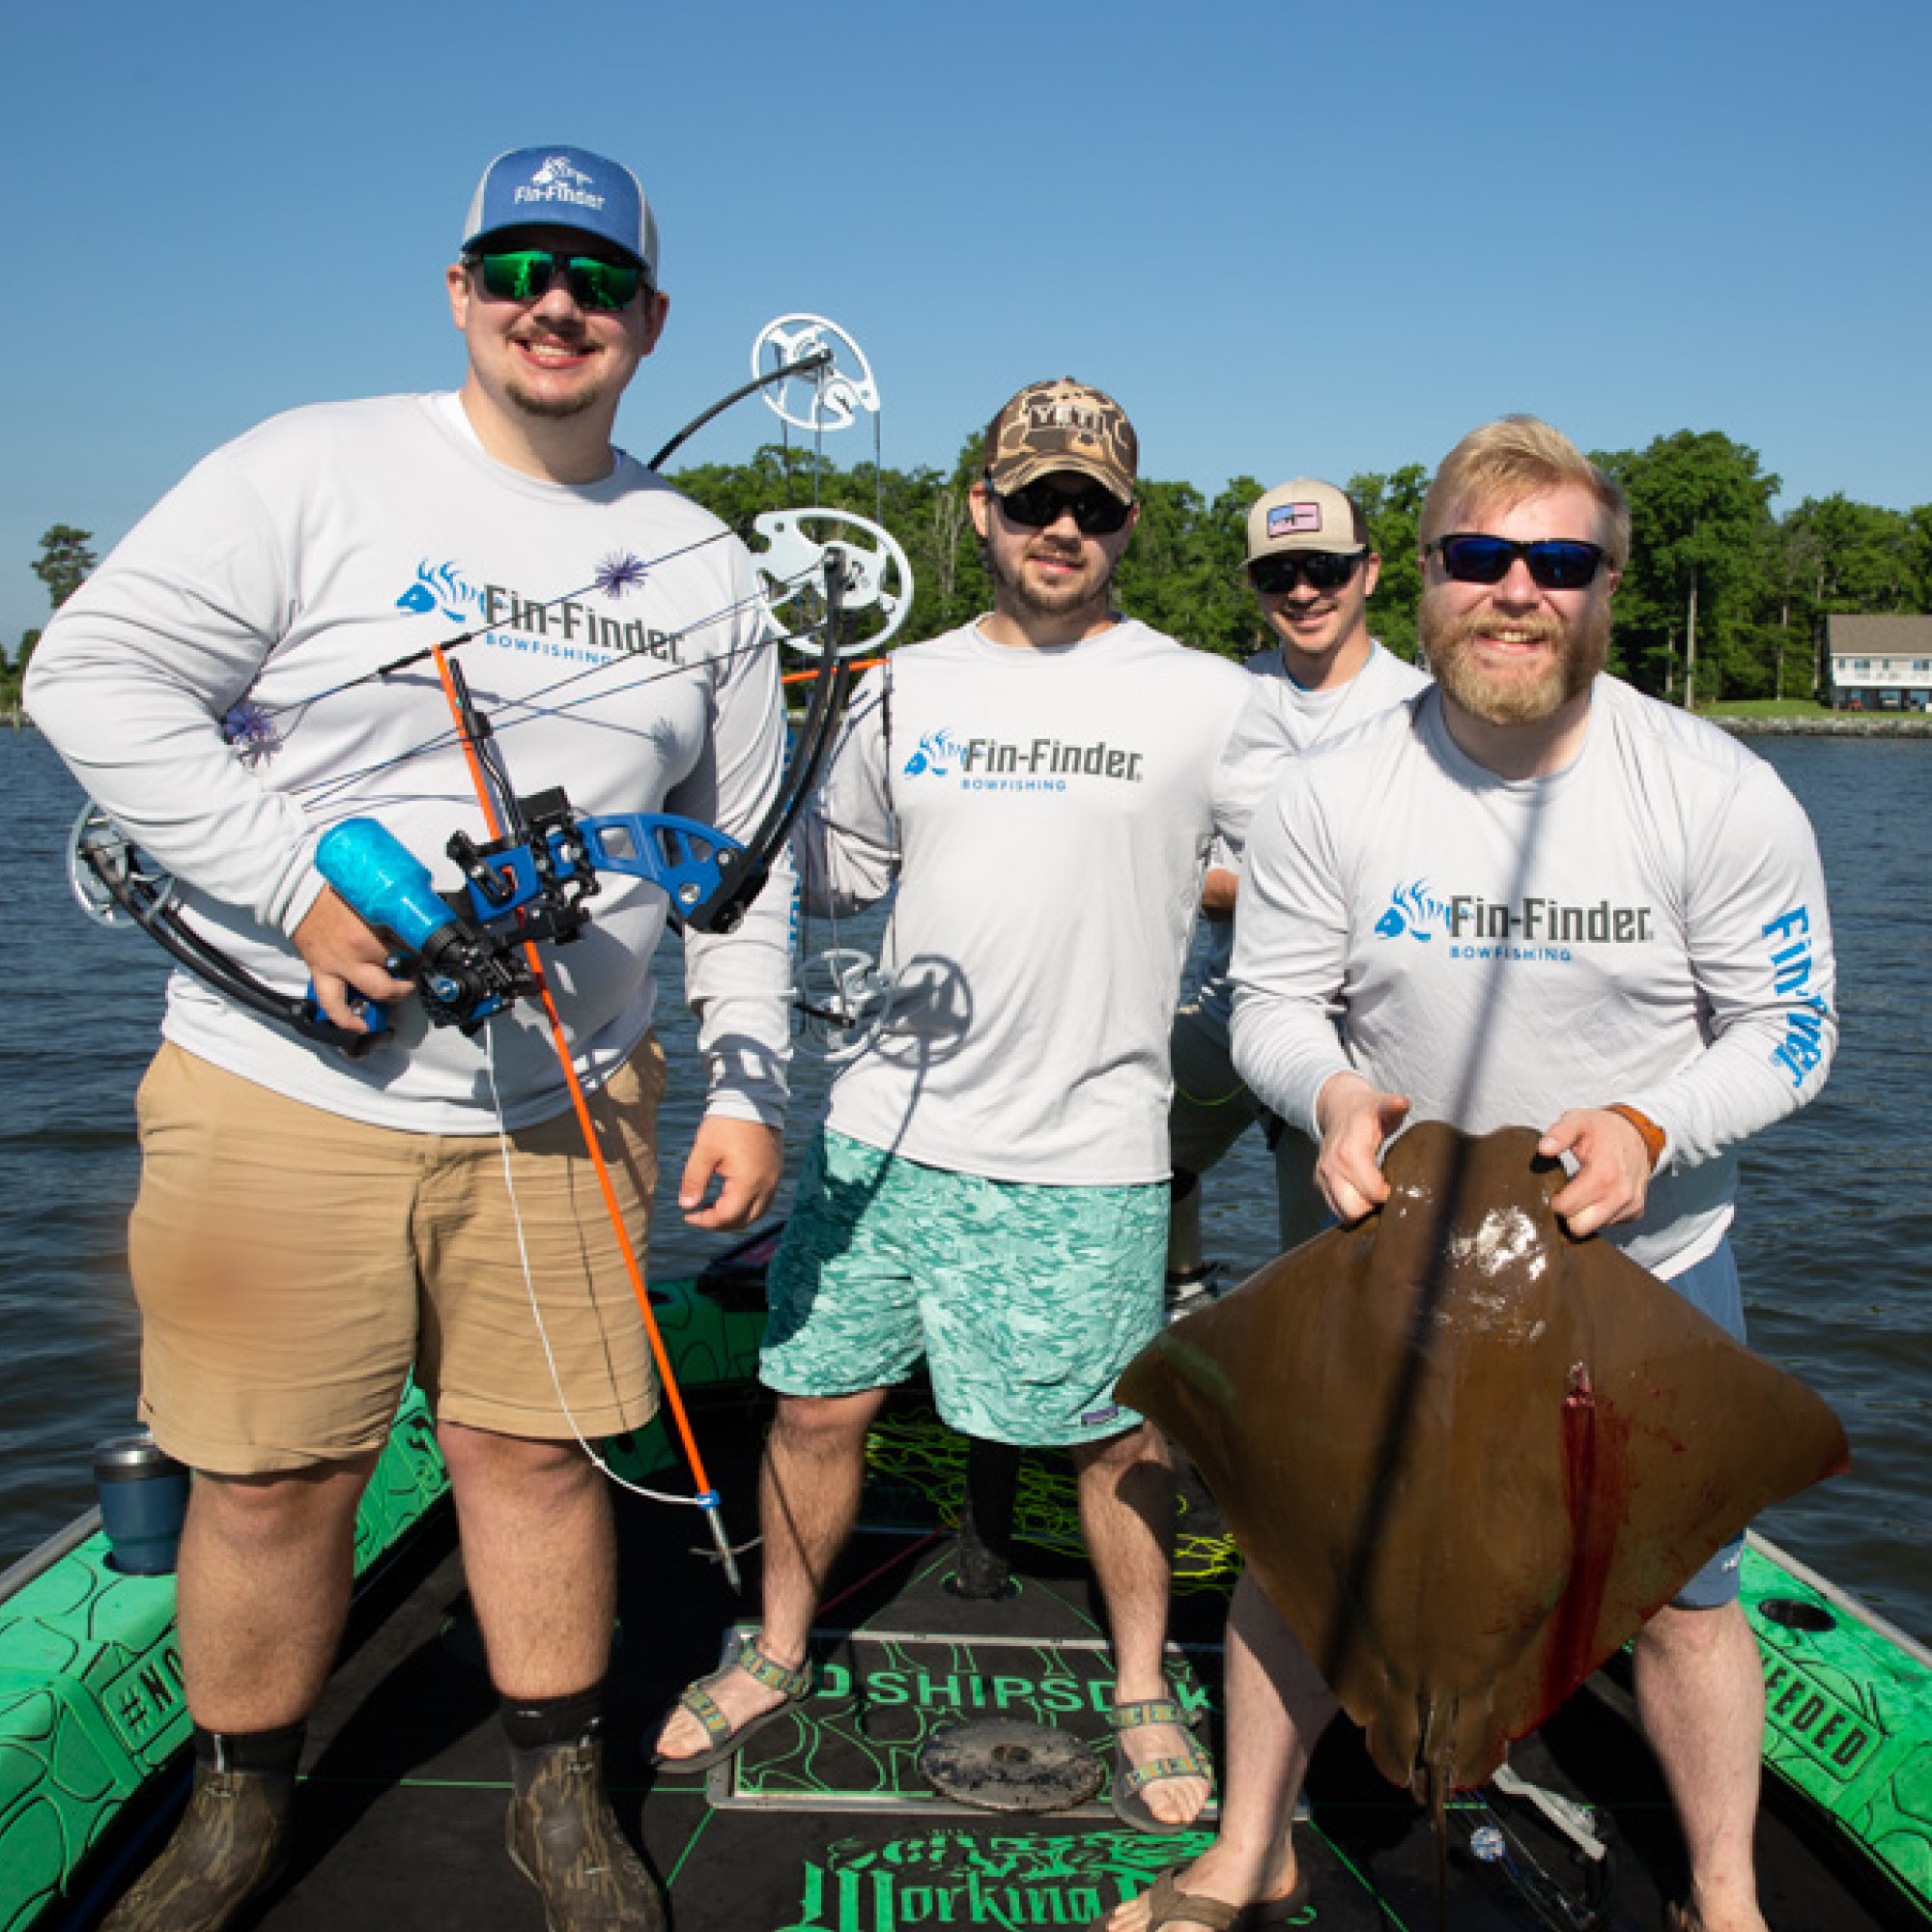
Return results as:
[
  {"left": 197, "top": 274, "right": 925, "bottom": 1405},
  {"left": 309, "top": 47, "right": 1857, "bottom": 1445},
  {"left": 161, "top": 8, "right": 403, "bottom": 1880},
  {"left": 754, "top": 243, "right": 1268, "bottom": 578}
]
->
[{"left": 1119, "top": 1122, "right": 1849, "bottom": 1801}]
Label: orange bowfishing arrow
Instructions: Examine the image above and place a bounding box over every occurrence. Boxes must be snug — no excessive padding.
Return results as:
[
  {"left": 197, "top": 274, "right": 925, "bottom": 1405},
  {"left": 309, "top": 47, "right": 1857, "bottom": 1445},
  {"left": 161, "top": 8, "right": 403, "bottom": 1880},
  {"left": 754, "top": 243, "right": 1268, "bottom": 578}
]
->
[
  {"left": 782, "top": 656, "right": 883, "bottom": 685},
  {"left": 425, "top": 639, "right": 749, "bottom": 1590}
]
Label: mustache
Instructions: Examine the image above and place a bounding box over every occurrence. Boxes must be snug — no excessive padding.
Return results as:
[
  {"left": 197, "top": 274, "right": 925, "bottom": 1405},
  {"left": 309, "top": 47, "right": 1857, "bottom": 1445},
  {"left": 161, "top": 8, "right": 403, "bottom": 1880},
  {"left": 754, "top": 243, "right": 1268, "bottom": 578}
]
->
[{"left": 1431, "top": 605, "right": 1568, "bottom": 651}]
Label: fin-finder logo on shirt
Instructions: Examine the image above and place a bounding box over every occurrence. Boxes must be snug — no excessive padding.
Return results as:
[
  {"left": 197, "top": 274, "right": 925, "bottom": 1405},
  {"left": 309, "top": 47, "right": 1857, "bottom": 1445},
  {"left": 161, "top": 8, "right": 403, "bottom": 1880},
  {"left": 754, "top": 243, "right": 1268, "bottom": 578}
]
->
[
  {"left": 904, "top": 728, "right": 964, "bottom": 778},
  {"left": 1268, "top": 502, "right": 1325, "bottom": 537},
  {"left": 395, "top": 560, "right": 482, "bottom": 624},
  {"left": 1380, "top": 882, "right": 1659, "bottom": 962},
  {"left": 1375, "top": 879, "right": 1448, "bottom": 942},
  {"left": 902, "top": 727, "right": 1148, "bottom": 790}
]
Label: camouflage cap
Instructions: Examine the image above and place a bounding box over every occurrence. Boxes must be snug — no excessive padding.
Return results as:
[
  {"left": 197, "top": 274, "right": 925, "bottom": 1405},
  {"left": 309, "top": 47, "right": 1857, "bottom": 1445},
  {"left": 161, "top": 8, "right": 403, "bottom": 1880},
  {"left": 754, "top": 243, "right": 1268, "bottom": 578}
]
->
[
  {"left": 1245, "top": 479, "right": 1370, "bottom": 562},
  {"left": 983, "top": 378, "right": 1138, "bottom": 507}
]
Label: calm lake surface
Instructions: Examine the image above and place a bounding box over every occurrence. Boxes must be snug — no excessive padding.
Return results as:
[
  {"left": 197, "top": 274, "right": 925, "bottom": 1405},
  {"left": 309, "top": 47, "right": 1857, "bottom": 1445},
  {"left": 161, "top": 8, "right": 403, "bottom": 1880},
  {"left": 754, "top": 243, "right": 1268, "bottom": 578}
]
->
[{"left": 2, "top": 726, "right": 1928, "bottom": 1643}]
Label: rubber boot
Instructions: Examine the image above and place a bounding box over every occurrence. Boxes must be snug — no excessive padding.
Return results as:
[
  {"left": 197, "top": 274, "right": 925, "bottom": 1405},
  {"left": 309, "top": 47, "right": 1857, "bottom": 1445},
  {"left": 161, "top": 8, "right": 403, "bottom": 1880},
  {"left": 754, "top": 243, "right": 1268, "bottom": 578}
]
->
[
  {"left": 99, "top": 1761, "right": 292, "bottom": 1931},
  {"left": 947, "top": 1436, "right": 1021, "bottom": 1600},
  {"left": 506, "top": 1732, "right": 665, "bottom": 1931}
]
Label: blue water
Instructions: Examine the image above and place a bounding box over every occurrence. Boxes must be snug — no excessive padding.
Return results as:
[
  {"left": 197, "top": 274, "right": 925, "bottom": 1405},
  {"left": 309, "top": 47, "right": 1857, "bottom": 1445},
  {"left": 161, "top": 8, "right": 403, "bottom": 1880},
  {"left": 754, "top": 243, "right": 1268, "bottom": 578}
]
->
[{"left": 2, "top": 727, "right": 1928, "bottom": 1644}]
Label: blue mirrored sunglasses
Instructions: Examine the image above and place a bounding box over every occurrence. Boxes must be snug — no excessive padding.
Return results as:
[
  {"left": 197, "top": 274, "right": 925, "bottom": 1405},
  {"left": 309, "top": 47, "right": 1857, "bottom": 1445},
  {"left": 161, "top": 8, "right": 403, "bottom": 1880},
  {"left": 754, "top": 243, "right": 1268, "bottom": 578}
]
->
[{"left": 1427, "top": 534, "right": 1608, "bottom": 590}]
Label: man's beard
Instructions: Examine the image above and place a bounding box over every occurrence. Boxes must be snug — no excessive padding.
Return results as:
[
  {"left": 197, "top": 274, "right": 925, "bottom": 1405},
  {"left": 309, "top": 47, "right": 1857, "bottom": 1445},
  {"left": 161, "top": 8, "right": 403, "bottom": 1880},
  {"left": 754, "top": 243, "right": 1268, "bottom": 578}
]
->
[
  {"left": 503, "top": 327, "right": 604, "bottom": 421},
  {"left": 987, "top": 538, "right": 1117, "bottom": 621},
  {"left": 1420, "top": 590, "right": 1611, "bottom": 726},
  {"left": 505, "top": 375, "right": 600, "bottom": 421}
]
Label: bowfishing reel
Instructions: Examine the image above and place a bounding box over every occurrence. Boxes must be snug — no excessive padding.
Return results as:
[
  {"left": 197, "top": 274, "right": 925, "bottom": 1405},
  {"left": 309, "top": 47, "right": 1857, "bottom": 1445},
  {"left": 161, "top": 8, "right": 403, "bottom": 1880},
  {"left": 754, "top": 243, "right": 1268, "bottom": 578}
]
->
[
  {"left": 795, "top": 946, "right": 898, "bottom": 1062},
  {"left": 316, "top": 788, "right": 750, "bottom": 1035},
  {"left": 315, "top": 817, "right": 537, "bottom": 1034},
  {"left": 66, "top": 784, "right": 752, "bottom": 1049}
]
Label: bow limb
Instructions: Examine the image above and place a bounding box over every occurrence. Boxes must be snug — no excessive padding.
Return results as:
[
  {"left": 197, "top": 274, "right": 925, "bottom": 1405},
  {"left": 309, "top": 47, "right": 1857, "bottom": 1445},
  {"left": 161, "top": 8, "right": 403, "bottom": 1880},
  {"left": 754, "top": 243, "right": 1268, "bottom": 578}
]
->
[
  {"left": 68, "top": 802, "right": 374, "bottom": 1053},
  {"left": 646, "top": 346, "right": 835, "bottom": 471},
  {"left": 683, "top": 552, "right": 857, "bottom": 936}
]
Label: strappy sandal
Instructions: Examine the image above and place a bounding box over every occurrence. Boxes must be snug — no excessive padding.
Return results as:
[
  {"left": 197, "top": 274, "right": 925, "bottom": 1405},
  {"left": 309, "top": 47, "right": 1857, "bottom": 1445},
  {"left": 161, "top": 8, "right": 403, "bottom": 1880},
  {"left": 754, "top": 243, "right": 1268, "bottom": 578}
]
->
[
  {"left": 1086, "top": 1864, "right": 1313, "bottom": 1931},
  {"left": 650, "top": 1631, "right": 813, "bottom": 1773},
  {"left": 1107, "top": 1696, "right": 1216, "bottom": 1834}
]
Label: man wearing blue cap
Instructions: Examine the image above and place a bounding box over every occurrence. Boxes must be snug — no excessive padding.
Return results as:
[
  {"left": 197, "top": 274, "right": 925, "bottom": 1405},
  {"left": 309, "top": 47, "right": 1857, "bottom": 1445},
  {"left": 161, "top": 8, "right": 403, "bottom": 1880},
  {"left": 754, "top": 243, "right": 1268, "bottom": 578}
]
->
[{"left": 28, "top": 144, "right": 792, "bottom": 1931}]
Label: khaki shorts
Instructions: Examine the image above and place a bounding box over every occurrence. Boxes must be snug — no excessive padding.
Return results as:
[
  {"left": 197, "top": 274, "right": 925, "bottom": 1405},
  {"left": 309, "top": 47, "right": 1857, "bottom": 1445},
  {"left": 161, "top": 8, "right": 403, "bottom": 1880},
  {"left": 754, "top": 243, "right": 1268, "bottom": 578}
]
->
[{"left": 128, "top": 1037, "right": 667, "bottom": 1473}]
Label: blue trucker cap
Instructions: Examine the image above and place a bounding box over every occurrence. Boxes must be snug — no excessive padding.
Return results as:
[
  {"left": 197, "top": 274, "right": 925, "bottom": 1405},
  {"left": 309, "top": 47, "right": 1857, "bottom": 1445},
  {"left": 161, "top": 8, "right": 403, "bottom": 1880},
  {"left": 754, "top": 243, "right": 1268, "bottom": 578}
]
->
[{"left": 461, "top": 145, "right": 659, "bottom": 281}]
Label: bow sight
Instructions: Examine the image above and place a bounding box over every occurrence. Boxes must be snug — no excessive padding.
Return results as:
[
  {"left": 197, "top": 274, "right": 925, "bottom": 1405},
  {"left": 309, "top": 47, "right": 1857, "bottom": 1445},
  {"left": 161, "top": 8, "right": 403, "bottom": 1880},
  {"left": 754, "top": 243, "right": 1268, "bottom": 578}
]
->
[{"left": 313, "top": 787, "right": 748, "bottom": 1037}]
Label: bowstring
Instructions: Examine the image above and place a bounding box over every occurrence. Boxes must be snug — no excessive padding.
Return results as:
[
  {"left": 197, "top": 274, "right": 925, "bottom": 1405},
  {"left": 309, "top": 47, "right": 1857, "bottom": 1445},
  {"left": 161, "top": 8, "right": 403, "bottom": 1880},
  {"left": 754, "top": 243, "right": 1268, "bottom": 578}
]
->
[
  {"left": 255, "top": 371, "right": 889, "bottom": 811},
  {"left": 253, "top": 526, "right": 746, "bottom": 731},
  {"left": 285, "top": 579, "right": 824, "bottom": 813},
  {"left": 800, "top": 389, "right": 896, "bottom": 1055},
  {"left": 793, "top": 348, "right": 858, "bottom": 1048}
]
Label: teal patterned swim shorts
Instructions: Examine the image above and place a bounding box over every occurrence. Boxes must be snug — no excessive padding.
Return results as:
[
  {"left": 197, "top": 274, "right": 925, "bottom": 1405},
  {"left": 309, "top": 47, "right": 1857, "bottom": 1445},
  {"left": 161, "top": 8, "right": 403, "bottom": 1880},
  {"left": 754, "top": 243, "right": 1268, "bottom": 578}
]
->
[{"left": 760, "top": 1129, "right": 1167, "bottom": 1445}]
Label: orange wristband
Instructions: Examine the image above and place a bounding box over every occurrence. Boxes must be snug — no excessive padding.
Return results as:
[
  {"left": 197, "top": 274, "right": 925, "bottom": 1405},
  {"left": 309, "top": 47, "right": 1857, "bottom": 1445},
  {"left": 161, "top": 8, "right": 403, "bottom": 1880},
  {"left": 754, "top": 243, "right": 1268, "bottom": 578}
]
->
[{"left": 1606, "top": 1104, "right": 1665, "bottom": 1174}]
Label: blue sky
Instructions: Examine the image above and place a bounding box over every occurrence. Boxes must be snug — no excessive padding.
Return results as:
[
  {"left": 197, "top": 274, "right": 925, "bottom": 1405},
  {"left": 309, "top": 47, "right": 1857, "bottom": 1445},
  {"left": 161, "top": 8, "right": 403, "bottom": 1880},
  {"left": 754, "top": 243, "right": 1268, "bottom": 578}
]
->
[{"left": 4, "top": 0, "right": 1926, "bottom": 648}]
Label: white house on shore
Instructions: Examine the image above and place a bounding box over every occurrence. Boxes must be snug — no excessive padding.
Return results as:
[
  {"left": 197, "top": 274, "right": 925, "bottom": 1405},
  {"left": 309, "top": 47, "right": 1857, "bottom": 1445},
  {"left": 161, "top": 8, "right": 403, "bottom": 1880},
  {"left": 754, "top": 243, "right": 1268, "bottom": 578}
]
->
[{"left": 1826, "top": 614, "right": 1932, "bottom": 711}]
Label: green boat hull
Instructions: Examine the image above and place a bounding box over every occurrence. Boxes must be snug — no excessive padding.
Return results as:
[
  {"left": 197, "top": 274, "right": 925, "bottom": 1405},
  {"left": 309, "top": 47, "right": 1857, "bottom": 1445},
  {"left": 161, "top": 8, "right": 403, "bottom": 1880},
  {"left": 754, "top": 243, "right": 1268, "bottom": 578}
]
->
[{"left": 2, "top": 1263, "right": 1927, "bottom": 1929}]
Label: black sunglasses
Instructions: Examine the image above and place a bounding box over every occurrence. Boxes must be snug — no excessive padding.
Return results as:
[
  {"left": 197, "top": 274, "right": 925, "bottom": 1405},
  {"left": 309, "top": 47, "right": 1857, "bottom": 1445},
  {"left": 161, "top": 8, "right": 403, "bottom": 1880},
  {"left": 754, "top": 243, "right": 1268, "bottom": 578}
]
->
[
  {"left": 989, "top": 477, "right": 1134, "bottom": 537},
  {"left": 1249, "top": 551, "right": 1363, "bottom": 596},
  {"left": 1427, "top": 534, "right": 1609, "bottom": 590},
  {"left": 468, "top": 248, "right": 647, "bottom": 313}
]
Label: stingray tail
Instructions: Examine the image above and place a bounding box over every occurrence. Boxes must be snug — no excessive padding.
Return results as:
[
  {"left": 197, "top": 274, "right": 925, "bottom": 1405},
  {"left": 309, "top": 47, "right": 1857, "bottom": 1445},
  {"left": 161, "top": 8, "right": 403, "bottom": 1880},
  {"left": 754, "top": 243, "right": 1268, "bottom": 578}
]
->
[
  {"left": 1431, "top": 1772, "right": 1450, "bottom": 1932},
  {"left": 1416, "top": 1696, "right": 1454, "bottom": 1932}
]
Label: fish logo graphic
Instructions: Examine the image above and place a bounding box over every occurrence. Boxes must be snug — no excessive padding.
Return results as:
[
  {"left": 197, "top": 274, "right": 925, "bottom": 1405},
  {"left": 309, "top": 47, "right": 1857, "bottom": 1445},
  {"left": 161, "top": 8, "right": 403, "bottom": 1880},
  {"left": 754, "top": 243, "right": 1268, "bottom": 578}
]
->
[
  {"left": 529, "top": 154, "right": 594, "bottom": 192},
  {"left": 903, "top": 728, "right": 963, "bottom": 779},
  {"left": 394, "top": 560, "right": 480, "bottom": 623},
  {"left": 1375, "top": 879, "right": 1449, "bottom": 943}
]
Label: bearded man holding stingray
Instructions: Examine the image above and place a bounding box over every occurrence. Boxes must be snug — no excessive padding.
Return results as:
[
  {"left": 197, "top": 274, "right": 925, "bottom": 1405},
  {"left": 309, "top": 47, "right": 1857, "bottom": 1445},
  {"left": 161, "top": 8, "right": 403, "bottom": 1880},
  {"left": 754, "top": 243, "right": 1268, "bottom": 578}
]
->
[{"left": 1093, "top": 417, "right": 1837, "bottom": 1932}]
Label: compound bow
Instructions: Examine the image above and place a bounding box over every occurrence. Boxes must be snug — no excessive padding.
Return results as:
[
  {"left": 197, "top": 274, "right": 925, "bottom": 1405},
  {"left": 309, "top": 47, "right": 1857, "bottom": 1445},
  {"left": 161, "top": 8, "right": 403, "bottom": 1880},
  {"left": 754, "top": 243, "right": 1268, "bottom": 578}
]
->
[{"left": 66, "top": 313, "right": 910, "bottom": 1580}]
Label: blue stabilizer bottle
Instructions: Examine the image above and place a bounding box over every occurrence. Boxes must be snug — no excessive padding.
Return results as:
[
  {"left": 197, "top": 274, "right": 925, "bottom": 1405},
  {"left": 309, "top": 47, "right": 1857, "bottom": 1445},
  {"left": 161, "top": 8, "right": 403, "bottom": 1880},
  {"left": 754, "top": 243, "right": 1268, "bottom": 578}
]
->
[
  {"left": 314, "top": 817, "right": 523, "bottom": 1032},
  {"left": 316, "top": 818, "right": 462, "bottom": 956}
]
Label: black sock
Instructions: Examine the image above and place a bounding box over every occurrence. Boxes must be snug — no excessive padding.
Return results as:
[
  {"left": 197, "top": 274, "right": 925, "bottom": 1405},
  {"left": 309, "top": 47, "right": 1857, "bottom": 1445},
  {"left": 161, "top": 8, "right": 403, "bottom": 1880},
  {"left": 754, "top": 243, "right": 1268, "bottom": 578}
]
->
[
  {"left": 191, "top": 1720, "right": 305, "bottom": 1778},
  {"left": 500, "top": 1684, "right": 605, "bottom": 1755}
]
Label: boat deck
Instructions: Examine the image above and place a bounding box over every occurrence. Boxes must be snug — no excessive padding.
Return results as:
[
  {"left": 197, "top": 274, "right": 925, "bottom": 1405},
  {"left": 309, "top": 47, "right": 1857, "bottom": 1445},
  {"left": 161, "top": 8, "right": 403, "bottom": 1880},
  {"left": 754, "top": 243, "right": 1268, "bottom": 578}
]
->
[{"left": 53, "top": 1380, "right": 1919, "bottom": 1932}]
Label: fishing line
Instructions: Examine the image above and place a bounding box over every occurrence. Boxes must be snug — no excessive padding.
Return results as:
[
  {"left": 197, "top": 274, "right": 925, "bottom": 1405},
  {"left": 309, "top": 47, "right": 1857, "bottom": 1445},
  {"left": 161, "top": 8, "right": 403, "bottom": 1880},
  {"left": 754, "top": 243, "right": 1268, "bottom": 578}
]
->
[
  {"left": 420, "top": 632, "right": 746, "bottom": 1586},
  {"left": 1172, "top": 1075, "right": 1250, "bottom": 1108},
  {"left": 482, "top": 1027, "right": 699, "bottom": 1512}
]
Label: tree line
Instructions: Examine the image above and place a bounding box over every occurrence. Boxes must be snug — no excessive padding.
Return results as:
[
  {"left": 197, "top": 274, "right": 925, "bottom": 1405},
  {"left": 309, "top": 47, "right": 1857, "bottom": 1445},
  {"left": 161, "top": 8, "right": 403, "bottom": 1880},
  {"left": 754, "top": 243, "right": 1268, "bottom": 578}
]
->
[
  {"left": 11, "top": 429, "right": 1929, "bottom": 713},
  {"left": 674, "top": 429, "right": 1932, "bottom": 707}
]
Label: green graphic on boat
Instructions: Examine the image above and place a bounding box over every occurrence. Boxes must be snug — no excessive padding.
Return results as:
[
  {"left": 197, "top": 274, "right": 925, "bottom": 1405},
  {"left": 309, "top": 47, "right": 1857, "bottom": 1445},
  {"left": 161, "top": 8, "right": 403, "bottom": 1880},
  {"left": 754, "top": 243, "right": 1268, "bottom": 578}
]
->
[
  {"left": 775, "top": 1826, "right": 1221, "bottom": 1932},
  {"left": 715, "top": 1621, "right": 1213, "bottom": 1811},
  {"left": 1746, "top": 1545, "right": 1932, "bottom": 1913},
  {"left": 0, "top": 1385, "right": 447, "bottom": 1932}
]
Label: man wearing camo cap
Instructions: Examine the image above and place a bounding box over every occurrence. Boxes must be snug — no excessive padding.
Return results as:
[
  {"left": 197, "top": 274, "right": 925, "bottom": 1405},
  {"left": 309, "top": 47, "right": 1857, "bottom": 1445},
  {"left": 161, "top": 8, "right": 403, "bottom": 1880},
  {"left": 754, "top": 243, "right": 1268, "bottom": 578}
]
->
[
  {"left": 1165, "top": 477, "right": 1429, "bottom": 1299},
  {"left": 653, "top": 378, "right": 1296, "bottom": 1835}
]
